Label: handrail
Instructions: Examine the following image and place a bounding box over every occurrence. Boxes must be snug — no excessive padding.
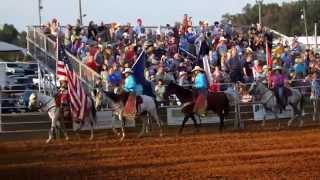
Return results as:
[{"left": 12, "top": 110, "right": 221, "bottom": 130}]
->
[{"left": 27, "top": 26, "right": 103, "bottom": 91}]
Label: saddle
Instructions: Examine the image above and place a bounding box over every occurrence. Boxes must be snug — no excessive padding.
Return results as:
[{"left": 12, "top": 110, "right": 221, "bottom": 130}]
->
[{"left": 136, "top": 95, "right": 143, "bottom": 113}]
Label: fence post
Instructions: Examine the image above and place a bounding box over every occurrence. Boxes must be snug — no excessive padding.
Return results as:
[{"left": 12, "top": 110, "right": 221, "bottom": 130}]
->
[
  {"left": 233, "top": 83, "right": 239, "bottom": 129},
  {"left": 26, "top": 27, "right": 30, "bottom": 54},
  {"left": 0, "top": 88, "right": 2, "bottom": 133}
]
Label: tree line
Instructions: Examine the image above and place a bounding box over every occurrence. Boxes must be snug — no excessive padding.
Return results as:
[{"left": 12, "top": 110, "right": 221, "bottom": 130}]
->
[
  {"left": 0, "top": 24, "right": 26, "bottom": 48},
  {"left": 222, "top": 0, "right": 320, "bottom": 37}
]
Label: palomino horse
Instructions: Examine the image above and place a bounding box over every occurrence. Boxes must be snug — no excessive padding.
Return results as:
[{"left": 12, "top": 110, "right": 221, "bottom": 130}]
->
[
  {"left": 248, "top": 81, "right": 304, "bottom": 128},
  {"left": 163, "top": 82, "right": 230, "bottom": 133},
  {"left": 94, "top": 89, "right": 163, "bottom": 141},
  {"left": 29, "top": 92, "right": 96, "bottom": 143}
]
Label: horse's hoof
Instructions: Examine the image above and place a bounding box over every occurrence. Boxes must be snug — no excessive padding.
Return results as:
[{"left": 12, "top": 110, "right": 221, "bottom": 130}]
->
[
  {"left": 299, "top": 121, "right": 304, "bottom": 127},
  {"left": 137, "top": 134, "right": 143, "bottom": 138},
  {"left": 159, "top": 133, "right": 163, "bottom": 137},
  {"left": 288, "top": 120, "right": 293, "bottom": 127},
  {"left": 89, "top": 136, "right": 94, "bottom": 141},
  {"left": 46, "top": 138, "right": 52, "bottom": 144},
  {"left": 120, "top": 136, "right": 125, "bottom": 142},
  {"left": 65, "top": 137, "right": 69, "bottom": 141}
]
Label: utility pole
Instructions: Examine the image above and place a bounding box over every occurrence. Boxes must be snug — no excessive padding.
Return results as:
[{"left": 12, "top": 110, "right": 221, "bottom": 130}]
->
[
  {"left": 302, "top": 0, "right": 309, "bottom": 48},
  {"left": 315, "top": 23, "right": 318, "bottom": 50},
  {"left": 38, "top": 0, "right": 43, "bottom": 26},
  {"left": 78, "top": 0, "right": 83, "bottom": 25},
  {"left": 256, "top": 0, "right": 263, "bottom": 25}
]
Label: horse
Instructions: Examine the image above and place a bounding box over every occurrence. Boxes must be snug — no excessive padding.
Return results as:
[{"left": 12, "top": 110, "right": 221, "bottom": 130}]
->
[
  {"left": 248, "top": 81, "right": 304, "bottom": 128},
  {"left": 163, "top": 82, "right": 230, "bottom": 133},
  {"left": 29, "top": 92, "right": 96, "bottom": 143},
  {"left": 94, "top": 89, "right": 163, "bottom": 141},
  {"left": 310, "top": 82, "right": 320, "bottom": 123}
]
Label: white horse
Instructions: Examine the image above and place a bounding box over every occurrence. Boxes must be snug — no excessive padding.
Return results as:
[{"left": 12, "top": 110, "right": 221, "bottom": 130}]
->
[
  {"left": 94, "top": 90, "right": 163, "bottom": 141},
  {"left": 29, "top": 92, "right": 97, "bottom": 143},
  {"left": 310, "top": 81, "right": 320, "bottom": 123},
  {"left": 248, "top": 81, "right": 304, "bottom": 128},
  {"left": 224, "top": 86, "right": 242, "bottom": 128}
]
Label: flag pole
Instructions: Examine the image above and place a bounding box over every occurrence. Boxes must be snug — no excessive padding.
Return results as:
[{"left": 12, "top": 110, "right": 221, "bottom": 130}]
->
[
  {"left": 56, "top": 33, "right": 59, "bottom": 88},
  {"left": 131, "top": 49, "right": 145, "bottom": 70}
]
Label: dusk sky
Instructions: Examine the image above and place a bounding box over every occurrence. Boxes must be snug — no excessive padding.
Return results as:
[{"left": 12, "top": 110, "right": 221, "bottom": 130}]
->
[{"left": 1, "top": 0, "right": 293, "bottom": 31}]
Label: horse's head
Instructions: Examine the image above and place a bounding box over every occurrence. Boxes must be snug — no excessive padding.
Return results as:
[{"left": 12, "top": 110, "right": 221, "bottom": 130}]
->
[
  {"left": 93, "top": 89, "right": 104, "bottom": 111},
  {"left": 163, "top": 82, "right": 176, "bottom": 101},
  {"left": 249, "top": 81, "right": 264, "bottom": 96},
  {"left": 28, "top": 93, "right": 39, "bottom": 111}
]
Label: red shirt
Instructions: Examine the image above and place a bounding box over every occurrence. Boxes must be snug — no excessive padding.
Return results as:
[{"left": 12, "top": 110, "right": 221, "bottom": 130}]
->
[{"left": 86, "top": 55, "right": 97, "bottom": 71}]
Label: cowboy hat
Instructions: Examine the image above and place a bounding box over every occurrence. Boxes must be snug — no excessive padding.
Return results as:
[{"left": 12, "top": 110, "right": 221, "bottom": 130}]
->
[
  {"left": 123, "top": 68, "right": 133, "bottom": 74},
  {"left": 246, "top": 47, "right": 253, "bottom": 54},
  {"left": 219, "top": 36, "right": 226, "bottom": 41},
  {"left": 59, "top": 76, "right": 67, "bottom": 82},
  {"left": 295, "top": 58, "right": 303, "bottom": 64},
  {"left": 273, "top": 65, "right": 282, "bottom": 71},
  {"left": 191, "top": 66, "right": 204, "bottom": 72},
  {"left": 179, "top": 71, "right": 187, "bottom": 77},
  {"left": 263, "top": 65, "right": 270, "bottom": 70}
]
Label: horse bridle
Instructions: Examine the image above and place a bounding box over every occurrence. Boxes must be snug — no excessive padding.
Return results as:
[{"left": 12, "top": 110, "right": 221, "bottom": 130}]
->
[{"left": 36, "top": 98, "right": 55, "bottom": 112}]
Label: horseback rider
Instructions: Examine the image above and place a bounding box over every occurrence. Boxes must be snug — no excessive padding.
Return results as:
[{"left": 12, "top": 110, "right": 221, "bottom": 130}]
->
[
  {"left": 269, "top": 65, "right": 288, "bottom": 111},
  {"left": 56, "top": 77, "right": 70, "bottom": 118},
  {"left": 192, "top": 66, "right": 208, "bottom": 116},
  {"left": 123, "top": 68, "right": 138, "bottom": 120}
]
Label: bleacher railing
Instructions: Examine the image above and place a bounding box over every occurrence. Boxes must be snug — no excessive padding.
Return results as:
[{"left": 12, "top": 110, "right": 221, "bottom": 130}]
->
[{"left": 26, "top": 26, "right": 101, "bottom": 91}]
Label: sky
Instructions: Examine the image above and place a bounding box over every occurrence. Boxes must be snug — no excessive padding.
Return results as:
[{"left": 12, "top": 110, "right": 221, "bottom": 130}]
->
[{"left": 0, "top": 0, "right": 292, "bottom": 31}]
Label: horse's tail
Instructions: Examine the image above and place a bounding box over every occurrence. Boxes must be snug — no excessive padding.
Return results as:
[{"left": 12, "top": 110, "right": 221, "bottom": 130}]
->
[
  {"left": 91, "top": 97, "right": 97, "bottom": 123},
  {"left": 224, "top": 97, "right": 230, "bottom": 117},
  {"left": 300, "top": 93, "right": 304, "bottom": 115}
]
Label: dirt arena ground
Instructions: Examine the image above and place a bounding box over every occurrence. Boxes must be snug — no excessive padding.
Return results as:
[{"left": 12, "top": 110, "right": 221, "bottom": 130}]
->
[{"left": 1, "top": 119, "right": 320, "bottom": 179}]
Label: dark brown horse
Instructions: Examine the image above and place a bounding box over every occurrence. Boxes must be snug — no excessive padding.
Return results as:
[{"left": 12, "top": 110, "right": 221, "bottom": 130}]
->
[{"left": 164, "top": 82, "right": 229, "bottom": 133}]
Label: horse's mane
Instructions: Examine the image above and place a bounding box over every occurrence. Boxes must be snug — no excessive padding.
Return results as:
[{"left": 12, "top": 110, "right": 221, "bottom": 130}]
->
[
  {"left": 103, "top": 91, "right": 122, "bottom": 102},
  {"left": 168, "top": 83, "right": 193, "bottom": 102},
  {"left": 169, "top": 83, "right": 192, "bottom": 94}
]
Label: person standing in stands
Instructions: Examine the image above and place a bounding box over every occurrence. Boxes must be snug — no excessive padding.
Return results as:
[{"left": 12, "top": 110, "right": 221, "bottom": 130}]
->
[{"left": 225, "top": 46, "right": 243, "bottom": 83}]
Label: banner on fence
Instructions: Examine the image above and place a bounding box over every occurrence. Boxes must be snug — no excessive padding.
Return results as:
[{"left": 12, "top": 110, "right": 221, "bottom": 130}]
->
[
  {"left": 253, "top": 104, "right": 292, "bottom": 121},
  {"left": 167, "top": 107, "right": 220, "bottom": 125},
  {"left": 73, "top": 111, "right": 135, "bottom": 131}
]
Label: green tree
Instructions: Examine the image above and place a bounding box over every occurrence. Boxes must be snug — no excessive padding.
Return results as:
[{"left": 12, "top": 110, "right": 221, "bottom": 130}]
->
[
  {"left": 0, "top": 24, "right": 26, "bottom": 48},
  {"left": 222, "top": 0, "right": 320, "bottom": 36}
]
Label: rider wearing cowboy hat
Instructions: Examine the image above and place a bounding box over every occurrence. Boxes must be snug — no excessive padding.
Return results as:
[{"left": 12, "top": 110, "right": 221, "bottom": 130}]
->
[
  {"left": 192, "top": 66, "right": 208, "bottom": 116},
  {"left": 56, "top": 77, "right": 70, "bottom": 118},
  {"left": 122, "top": 68, "right": 138, "bottom": 119},
  {"left": 270, "top": 65, "right": 287, "bottom": 111}
]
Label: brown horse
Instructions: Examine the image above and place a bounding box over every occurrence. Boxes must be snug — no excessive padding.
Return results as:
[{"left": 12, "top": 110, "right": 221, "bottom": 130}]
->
[{"left": 164, "top": 82, "right": 229, "bottom": 133}]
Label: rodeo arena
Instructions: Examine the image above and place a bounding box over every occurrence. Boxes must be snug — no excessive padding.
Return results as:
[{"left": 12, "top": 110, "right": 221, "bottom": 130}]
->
[{"left": 1, "top": 12, "right": 320, "bottom": 179}]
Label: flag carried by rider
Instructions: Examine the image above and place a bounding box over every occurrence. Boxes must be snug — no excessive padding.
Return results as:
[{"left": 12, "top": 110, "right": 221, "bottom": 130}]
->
[{"left": 57, "top": 43, "right": 89, "bottom": 121}]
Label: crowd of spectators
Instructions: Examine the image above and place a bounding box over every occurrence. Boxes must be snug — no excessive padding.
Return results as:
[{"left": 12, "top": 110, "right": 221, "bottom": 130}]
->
[{"left": 41, "top": 15, "right": 320, "bottom": 102}]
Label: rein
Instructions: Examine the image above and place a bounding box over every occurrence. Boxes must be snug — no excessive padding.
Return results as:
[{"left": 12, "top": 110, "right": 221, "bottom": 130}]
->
[{"left": 38, "top": 98, "right": 55, "bottom": 112}]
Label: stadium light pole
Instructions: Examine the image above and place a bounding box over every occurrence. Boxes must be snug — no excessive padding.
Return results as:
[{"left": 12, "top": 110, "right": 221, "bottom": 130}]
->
[
  {"left": 256, "top": 0, "right": 263, "bottom": 25},
  {"left": 78, "top": 0, "right": 83, "bottom": 25},
  {"left": 301, "top": 0, "right": 309, "bottom": 48},
  {"left": 38, "top": 0, "right": 43, "bottom": 26}
]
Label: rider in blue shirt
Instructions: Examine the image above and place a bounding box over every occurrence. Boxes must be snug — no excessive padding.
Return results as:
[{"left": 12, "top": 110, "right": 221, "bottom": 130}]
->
[
  {"left": 192, "top": 66, "right": 208, "bottom": 116},
  {"left": 123, "top": 69, "right": 136, "bottom": 93},
  {"left": 123, "top": 68, "right": 139, "bottom": 119}
]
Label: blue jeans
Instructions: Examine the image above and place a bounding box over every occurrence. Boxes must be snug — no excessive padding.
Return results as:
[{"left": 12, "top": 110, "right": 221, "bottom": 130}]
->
[{"left": 274, "top": 86, "right": 285, "bottom": 108}]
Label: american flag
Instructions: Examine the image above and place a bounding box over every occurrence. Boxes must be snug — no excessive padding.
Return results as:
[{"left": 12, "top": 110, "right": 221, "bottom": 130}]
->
[
  {"left": 266, "top": 41, "right": 272, "bottom": 69},
  {"left": 57, "top": 44, "right": 88, "bottom": 120}
]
